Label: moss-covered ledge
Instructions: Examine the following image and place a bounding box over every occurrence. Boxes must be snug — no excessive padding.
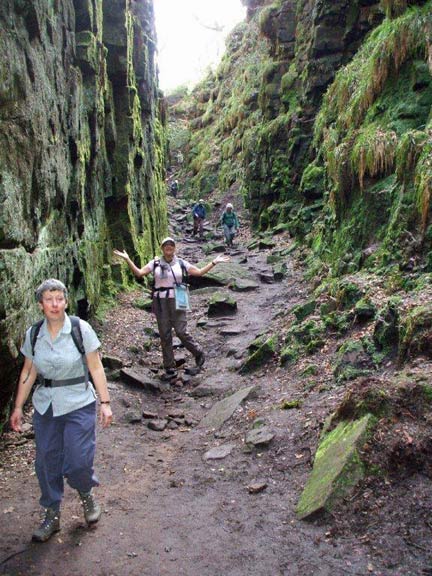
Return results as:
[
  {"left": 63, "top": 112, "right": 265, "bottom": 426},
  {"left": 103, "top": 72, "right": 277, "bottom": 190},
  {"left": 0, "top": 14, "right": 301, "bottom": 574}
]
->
[{"left": 296, "top": 414, "right": 375, "bottom": 520}]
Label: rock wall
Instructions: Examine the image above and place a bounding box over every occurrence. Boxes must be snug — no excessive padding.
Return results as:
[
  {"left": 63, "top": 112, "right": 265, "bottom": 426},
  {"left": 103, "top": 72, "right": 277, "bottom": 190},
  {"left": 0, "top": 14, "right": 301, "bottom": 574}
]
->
[
  {"left": 181, "top": 0, "right": 431, "bottom": 266},
  {"left": 0, "top": 0, "right": 167, "bottom": 428}
]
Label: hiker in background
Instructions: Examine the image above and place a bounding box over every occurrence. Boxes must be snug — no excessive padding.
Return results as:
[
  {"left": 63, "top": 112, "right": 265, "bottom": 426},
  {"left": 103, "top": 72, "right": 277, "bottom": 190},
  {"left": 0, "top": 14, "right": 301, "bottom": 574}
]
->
[
  {"left": 220, "top": 203, "right": 240, "bottom": 247},
  {"left": 170, "top": 179, "right": 179, "bottom": 198},
  {"left": 9, "top": 279, "right": 112, "bottom": 542},
  {"left": 114, "top": 237, "right": 229, "bottom": 381},
  {"left": 192, "top": 199, "right": 206, "bottom": 239}
]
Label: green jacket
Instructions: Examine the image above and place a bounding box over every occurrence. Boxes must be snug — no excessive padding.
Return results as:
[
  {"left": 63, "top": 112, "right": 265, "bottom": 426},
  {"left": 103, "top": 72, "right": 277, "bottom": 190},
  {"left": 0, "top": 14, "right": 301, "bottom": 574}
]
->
[{"left": 220, "top": 210, "right": 239, "bottom": 228}]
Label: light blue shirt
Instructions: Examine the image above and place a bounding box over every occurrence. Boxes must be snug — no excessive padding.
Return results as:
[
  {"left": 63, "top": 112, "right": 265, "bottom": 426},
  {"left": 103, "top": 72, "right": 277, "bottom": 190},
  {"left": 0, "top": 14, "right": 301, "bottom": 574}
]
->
[{"left": 21, "top": 315, "right": 100, "bottom": 417}]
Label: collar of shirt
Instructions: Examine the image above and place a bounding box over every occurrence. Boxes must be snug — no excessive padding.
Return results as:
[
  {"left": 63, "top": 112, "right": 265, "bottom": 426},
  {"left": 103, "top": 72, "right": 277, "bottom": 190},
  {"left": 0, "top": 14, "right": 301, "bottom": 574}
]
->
[{"left": 38, "top": 314, "right": 72, "bottom": 341}]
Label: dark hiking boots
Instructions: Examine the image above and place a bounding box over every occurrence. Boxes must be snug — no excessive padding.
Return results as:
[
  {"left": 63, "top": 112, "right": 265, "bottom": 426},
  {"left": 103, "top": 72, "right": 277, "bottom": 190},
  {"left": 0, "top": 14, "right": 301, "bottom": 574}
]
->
[
  {"left": 32, "top": 508, "right": 60, "bottom": 542},
  {"left": 79, "top": 491, "right": 102, "bottom": 524},
  {"left": 160, "top": 368, "right": 177, "bottom": 382},
  {"left": 195, "top": 351, "right": 205, "bottom": 368}
]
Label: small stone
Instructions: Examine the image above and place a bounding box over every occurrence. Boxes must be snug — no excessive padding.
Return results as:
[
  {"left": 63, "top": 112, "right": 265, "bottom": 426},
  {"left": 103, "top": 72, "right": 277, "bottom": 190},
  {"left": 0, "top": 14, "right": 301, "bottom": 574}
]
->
[
  {"left": 148, "top": 419, "right": 168, "bottom": 431},
  {"left": 142, "top": 410, "right": 157, "bottom": 419},
  {"left": 125, "top": 411, "right": 142, "bottom": 424},
  {"left": 204, "top": 443, "right": 236, "bottom": 460},
  {"left": 247, "top": 482, "right": 268, "bottom": 494},
  {"left": 245, "top": 427, "right": 275, "bottom": 447}
]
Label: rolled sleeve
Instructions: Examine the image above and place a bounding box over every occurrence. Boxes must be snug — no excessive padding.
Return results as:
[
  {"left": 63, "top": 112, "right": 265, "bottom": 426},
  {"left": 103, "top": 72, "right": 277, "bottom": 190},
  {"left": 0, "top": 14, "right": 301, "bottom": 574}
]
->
[{"left": 80, "top": 320, "right": 101, "bottom": 354}]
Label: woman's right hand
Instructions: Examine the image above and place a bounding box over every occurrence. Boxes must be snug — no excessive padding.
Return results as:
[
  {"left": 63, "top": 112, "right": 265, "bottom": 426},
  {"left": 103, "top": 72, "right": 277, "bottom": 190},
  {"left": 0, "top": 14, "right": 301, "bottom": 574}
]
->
[
  {"left": 10, "top": 407, "right": 23, "bottom": 432},
  {"left": 113, "top": 249, "right": 129, "bottom": 261}
]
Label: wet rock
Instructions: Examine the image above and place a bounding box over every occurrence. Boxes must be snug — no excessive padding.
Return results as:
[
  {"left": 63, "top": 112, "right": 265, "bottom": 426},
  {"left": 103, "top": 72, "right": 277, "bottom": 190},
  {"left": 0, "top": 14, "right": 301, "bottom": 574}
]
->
[
  {"left": 125, "top": 411, "right": 142, "bottom": 424},
  {"left": 148, "top": 419, "right": 168, "bottom": 432},
  {"left": 259, "top": 273, "right": 274, "bottom": 284},
  {"left": 219, "top": 328, "right": 244, "bottom": 336},
  {"left": 203, "top": 443, "right": 236, "bottom": 460},
  {"left": 102, "top": 354, "right": 124, "bottom": 370},
  {"left": 191, "top": 381, "right": 234, "bottom": 398},
  {"left": 120, "top": 367, "right": 166, "bottom": 393},
  {"left": 296, "top": 415, "right": 373, "bottom": 520},
  {"left": 199, "top": 386, "right": 256, "bottom": 430},
  {"left": 245, "top": 427, "right": 275, "bottom": 447},
  {"left": 230, "top": 279, "right": 259, "bottom": 292},
  {"left": 239, "top": 335, "right": 277, "bottom": 374},
  {"left": 208, "top": 294, "right": 238, "bottom": 317}
]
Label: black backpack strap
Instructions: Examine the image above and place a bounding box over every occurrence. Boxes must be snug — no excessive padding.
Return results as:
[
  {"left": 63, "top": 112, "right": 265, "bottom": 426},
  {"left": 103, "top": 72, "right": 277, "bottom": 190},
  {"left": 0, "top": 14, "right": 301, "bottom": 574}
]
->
[
  {"left": 151, "top": 258, "right": 160, "bottom": 296},
  {"left": 69, "top": 316, "right": 90, "bottom": 388},
  {"left": 178, "top": 258, "right": 188, "bottom": 284},
  {"left": 69, "top": 316, "right": 85, "bottom": 354},
  {"left": 30, "top": 319, "right": 44, "bottom": 357}
]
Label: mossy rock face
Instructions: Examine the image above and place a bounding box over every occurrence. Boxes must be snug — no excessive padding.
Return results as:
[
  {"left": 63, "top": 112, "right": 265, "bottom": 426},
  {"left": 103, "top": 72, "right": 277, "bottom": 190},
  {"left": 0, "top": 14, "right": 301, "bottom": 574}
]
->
[
  {"left": 373, "top": 300, "right": 400, "bottom": 353},
  {"left": 354, "top": 298, "right": 376, "bottom": 322},
  {"left": 258, "top": 237, "right": 277, "bottom": 250},
  {"left": 280, "top": 345, "right": 299, "bottom": 366},
  {"left": 239, "top": 335, "right": 278, "bottom": 373},
  {"left": 288, "top": 319, "right": 325, "bottom": 353},
  {"left": 399, "top": 306, "right": 432, "bottom": 361},
  {"left": 296, "top": 415, "right": 374, "bottom": 520},
  {"left": 291, "top": 300, "right": 316, "bottom": 322},
  {"left": 207, "top": 293, "right": 238, "bottom": 317},
  {"left": 333, "top": 338, "right": 376, "bottom": 383}
]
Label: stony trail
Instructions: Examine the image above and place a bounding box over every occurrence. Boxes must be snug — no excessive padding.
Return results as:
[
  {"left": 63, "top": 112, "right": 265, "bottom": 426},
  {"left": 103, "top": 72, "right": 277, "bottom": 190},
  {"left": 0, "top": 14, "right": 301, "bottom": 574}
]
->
[{"left": 0, "top": 200, "right": 430, "bottom": 576}]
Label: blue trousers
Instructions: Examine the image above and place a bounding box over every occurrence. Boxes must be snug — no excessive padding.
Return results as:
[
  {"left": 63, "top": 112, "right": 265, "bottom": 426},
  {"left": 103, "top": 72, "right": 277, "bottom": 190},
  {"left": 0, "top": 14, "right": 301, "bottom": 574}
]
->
[{"left": 33, "top": 402, "right": 99, "bottom": 510}]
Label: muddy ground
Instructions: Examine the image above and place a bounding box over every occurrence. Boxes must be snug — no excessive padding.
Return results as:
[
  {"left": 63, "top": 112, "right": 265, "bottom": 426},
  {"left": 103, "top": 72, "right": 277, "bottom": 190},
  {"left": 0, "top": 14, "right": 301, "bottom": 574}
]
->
[{"left": 1, "top": 198, "right": 432, "bottom": 576}]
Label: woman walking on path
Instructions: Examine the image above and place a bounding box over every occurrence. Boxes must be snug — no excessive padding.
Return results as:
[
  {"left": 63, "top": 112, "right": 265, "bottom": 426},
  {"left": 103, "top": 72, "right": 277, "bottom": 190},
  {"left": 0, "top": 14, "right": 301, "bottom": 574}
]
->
[
  {"left": 114, "top": 237, "right": 229, "bottom": 380},
  {"left": 219, "top": 203, "right": 240, "bottom": 247},
  {"left": 9, "top": 279, "right": 113, "bottom": 542}
]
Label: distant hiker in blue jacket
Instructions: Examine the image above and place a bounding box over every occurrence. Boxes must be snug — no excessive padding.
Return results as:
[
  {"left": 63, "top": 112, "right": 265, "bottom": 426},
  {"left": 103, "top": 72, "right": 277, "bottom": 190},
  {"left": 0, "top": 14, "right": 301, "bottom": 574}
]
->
[
  {"left": 192, "top": 199, "right": 206, "bottom": 239},
  {"left": 220, "top": 203, "right": 239, "bottom": 247}
]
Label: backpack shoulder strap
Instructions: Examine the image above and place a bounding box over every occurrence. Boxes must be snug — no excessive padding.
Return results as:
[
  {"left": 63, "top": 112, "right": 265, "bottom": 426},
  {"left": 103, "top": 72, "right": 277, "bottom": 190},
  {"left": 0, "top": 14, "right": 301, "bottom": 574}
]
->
[
  {"left": 69, "top": 316, "right": 85, "bottom": 355},
  {"left": 178, "top": 258, "right": 188, "bottom": 283},
  {"left": 30, "top": 319, "right": 44, "bottom": 356},
  {"left": 69, "top": 315, "right": 91, "bottom": 388}
]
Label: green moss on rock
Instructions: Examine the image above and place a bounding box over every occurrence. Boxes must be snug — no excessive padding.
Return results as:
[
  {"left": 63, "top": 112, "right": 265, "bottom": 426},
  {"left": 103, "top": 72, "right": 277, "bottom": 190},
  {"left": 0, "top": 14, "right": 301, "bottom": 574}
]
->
[{"left": 296, "top": 415, "right": 374, "bottom": 519}]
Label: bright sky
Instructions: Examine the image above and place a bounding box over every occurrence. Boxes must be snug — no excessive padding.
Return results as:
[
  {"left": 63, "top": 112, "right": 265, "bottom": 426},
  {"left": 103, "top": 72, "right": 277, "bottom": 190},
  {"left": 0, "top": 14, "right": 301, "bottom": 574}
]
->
[{"left": 153, "top": 0, "right": 246, "bottom": 92}]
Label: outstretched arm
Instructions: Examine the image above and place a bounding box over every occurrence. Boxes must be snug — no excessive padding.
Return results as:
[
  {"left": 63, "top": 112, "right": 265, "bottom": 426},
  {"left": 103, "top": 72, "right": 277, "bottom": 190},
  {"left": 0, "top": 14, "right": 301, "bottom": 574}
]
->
[
  {"left": 113, "top": 249, "right": 151, "bottom": 278},
  {"left": 188, "top": 254, "right": 230, "bottom": 277}
]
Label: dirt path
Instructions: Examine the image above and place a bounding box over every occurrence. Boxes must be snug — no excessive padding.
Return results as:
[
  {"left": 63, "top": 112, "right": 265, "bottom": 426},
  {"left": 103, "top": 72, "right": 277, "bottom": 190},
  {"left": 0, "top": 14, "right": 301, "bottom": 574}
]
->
[{"left": 1, "top": 199, "right": 431, "bottom": 576}]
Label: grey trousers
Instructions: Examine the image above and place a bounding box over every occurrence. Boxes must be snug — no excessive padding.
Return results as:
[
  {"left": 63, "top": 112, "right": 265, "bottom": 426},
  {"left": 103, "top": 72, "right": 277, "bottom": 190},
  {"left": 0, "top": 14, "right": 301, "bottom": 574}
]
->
[{"left": 154, "top": 297, "right": 202, "bottom": 370}]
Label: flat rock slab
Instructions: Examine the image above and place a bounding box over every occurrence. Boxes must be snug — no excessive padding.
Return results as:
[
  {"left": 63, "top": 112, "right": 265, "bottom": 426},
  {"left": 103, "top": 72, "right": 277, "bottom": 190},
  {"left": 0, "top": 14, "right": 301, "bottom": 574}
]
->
[
  {"left": 192, "top": 261, "right": 255, "bottom": 287},
  {"left": 230, "top": 279, "right": 259, "bottom": 292},
  {"left": 203, "top": 443, "right": 236, "bottom": 460},
  {"left": 245, "top": 427, "right": 275, "bottom": 447},
  {"left": 199, "top": 386, "right": 255, "bottom": 430},
  {"left": 219, "top": 328, "right": 244, "bottom": 336},
  {"left": 191, "top": 380, "right": 234, "bottom": 398},
  {"left": 296, "top": 414, "right": 373, "bottom": 520},
  {"left": 120, "top": 367, "right": 169, "bottom": 393}
]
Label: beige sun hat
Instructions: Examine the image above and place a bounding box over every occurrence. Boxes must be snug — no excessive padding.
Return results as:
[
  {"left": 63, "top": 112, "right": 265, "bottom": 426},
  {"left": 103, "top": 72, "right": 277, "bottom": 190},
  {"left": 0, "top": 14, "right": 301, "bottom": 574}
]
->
[{"left": 161, "top": 236, "right": 176, "bottom": 247}]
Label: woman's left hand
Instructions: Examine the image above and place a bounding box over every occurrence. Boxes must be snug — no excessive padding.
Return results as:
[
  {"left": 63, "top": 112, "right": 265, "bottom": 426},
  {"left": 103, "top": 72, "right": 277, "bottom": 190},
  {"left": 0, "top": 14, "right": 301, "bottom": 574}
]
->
[
  {"left": 214, "top": 254, "right": 230, "bottom": 264},
  {"left": 99, "top": 404, "right": 113, "bottom": 428}
]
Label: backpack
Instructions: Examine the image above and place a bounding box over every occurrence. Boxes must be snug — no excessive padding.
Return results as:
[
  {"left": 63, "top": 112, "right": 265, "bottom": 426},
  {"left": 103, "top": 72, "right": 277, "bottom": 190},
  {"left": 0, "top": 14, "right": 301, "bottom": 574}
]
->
[
  {"left": 30, "top": 315, "right": 90, "bottom": 385},
  {"left": 151, "top": 258, "right": 188, "bottom": 297}
]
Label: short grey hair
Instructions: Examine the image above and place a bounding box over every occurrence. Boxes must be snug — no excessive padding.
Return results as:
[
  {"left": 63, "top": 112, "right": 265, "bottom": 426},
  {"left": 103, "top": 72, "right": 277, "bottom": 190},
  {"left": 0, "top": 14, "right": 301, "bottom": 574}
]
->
[{"left": 35, "top": 279, "right": 68, "bottom": 302}]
